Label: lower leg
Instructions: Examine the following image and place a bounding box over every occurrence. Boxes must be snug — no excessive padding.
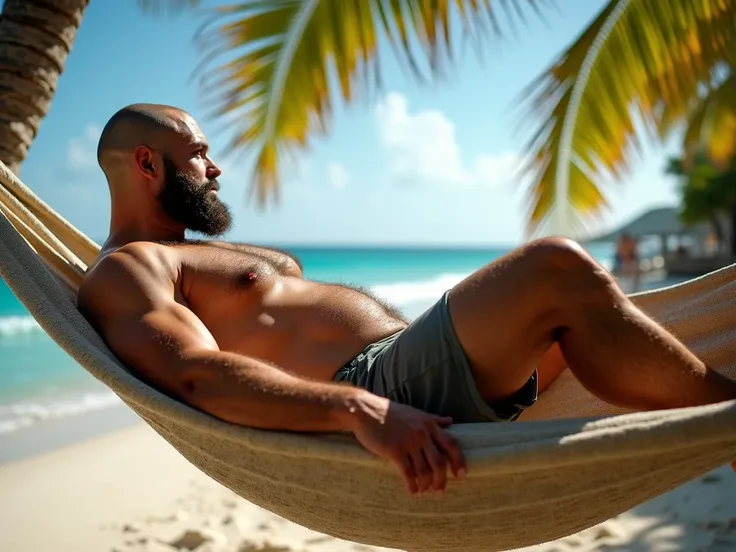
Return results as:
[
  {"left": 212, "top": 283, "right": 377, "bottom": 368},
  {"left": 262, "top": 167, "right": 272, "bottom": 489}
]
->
[
  {"left": 550, "top": 248, "right": 736, "bottom": 411},
  {"left": 559, "top": 295, "right": 736, "bottom": 410}
]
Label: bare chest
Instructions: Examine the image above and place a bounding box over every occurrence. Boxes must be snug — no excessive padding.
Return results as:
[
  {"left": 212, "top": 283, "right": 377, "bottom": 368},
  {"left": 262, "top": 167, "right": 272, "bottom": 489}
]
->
[
  {"left": 177, "top": 246, "right": 281, "bottom": 315},
  {"left": 168, "top": 243, "right": 405, "bottom": 367}
]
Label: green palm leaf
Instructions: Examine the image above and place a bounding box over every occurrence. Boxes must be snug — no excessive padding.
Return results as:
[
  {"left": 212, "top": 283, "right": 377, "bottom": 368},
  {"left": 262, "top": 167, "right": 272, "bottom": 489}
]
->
[
  {"left": 682, "top": 73, "right": 736, "bottom": 171},
  {"left": 516, "top": 0, "right": 736, "bottom": 237},
  {"left": 170, "top": 0, "right": 550, "bottom": 206}
]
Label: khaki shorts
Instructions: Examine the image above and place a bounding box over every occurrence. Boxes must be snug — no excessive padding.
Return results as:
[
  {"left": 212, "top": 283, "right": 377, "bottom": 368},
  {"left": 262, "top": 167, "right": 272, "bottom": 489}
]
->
[{"left": 333, "top": 291, "right": 538, "bottom": 423}]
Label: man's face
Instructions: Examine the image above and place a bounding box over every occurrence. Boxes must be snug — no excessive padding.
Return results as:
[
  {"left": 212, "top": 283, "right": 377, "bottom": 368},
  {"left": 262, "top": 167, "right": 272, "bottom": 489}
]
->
[{"left": 156, "top": 154, "right": 233, "bottom": 236}]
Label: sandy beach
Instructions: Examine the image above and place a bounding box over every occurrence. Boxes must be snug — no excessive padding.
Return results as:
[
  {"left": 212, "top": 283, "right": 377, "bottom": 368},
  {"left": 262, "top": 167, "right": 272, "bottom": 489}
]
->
[{"left": 0, "top": 408, "right": 735, "bottom": 552}]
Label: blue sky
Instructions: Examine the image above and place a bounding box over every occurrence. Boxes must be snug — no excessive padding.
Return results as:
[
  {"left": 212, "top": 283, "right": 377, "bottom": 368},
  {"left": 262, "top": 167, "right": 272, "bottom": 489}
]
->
[{"left": 13, "top": 1, "right": 682, "bottom": 246}]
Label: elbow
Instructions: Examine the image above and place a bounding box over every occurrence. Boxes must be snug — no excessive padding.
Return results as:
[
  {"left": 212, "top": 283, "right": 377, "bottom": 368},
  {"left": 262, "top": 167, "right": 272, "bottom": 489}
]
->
[
  {"left": 172, "top": 353, "right": 229, "bottom": 412},
  {"left": 176, "top": 373, "right": 243, "bottom": 425},
  {"left": 187, "top": 393, "right": 245, "bottom": 425},
  {"left": 173, "top": 353, "right": 260, "bottom": 427}
]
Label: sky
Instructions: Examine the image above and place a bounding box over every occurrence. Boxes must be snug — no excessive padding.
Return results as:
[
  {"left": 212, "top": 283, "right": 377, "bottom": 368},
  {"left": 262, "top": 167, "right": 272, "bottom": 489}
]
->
[{"left": 10, "top": 1, "right": 683, "bottom": 247}]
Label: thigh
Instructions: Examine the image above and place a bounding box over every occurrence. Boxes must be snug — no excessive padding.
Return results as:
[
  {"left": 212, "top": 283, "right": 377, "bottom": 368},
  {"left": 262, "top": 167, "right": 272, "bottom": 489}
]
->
[
  {"left": 446, "top": 243, "right": 566, "bottom": 402},
  {"left": 374, "top": 292, "right": 537, "bottom": 423}
]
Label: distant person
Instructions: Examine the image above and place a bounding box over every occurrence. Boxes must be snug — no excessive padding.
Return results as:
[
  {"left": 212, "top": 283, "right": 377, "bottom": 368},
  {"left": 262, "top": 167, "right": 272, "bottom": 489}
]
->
[
  {"left": 614, "top": 232, "right": 641, "bottom": 292},
  {"left": 704, "top": 232, "right": 719, "bottom": 255},
  {"left": 77, "top": 104, "right": 736, "bottom": 496}
]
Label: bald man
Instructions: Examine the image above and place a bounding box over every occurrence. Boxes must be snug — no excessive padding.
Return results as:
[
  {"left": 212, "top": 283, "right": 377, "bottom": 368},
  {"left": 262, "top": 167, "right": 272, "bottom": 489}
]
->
[{"left": 78, "top": 104, "right": 736, "bottom": 495}]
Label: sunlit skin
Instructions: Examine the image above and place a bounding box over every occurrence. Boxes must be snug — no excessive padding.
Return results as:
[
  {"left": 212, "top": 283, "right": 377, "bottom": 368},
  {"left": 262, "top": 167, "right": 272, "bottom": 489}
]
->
[{"left": 77, "top": 105, "right": 736, "bottom": 496}]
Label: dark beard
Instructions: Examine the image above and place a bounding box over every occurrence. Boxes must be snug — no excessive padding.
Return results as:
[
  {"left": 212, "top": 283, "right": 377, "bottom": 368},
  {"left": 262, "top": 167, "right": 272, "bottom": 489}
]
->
[{"left": 157, "top": 157, "right": 233, "bottom": 236}]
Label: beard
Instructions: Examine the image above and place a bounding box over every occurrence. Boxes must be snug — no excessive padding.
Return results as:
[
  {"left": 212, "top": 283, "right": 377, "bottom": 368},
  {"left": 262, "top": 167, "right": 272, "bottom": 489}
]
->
[{"left": 157, "top": 156, "right": 233, "bottom": 236}]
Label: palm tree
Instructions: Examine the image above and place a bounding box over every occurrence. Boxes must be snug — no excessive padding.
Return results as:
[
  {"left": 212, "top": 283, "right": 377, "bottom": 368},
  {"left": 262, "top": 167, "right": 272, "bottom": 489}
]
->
[
  {"left": 664, "top": 154, "right": 734, "bottom": 252},
  {"left": 180, "top": 1, "right": 556, "bottom": 205},
  {"left": 708, "top": 159, "right": 736, "bottom": 256},
  {"left": 0, "top": 0, "right": 91, "bottom": 175},
  {"left": 7, "top": 0, "right": 733, "bottom": 241},
  {"left": 0, "top": 0, "right": 552, "bottom": 187},
  {"left": 515, "top": 0, "right": 736, "bottom": 237},
  {"left": 152, "top": 0, "right": 736, "bottom": 231}
]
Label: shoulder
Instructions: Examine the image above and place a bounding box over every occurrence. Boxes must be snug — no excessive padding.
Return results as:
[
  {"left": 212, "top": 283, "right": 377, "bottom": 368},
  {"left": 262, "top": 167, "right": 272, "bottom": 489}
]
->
[
  {"left": 84, "top": 241, "right": 175, "bottom": 284},
  {"left": 78, "top": 241, "right": 179, "bottom": 314}
]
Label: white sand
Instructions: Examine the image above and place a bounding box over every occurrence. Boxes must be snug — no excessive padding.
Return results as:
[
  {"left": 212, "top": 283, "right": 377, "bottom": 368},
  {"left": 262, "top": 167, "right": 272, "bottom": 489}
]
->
[{"left": 1, "top": 421, "right": 735, "bottom": 552}]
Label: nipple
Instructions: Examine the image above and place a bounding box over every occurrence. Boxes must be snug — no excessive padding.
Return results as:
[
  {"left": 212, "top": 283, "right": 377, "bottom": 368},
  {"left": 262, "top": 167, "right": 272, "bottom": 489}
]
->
[{"left": 238, "top": 270, "right": 258, "bottom": 288}]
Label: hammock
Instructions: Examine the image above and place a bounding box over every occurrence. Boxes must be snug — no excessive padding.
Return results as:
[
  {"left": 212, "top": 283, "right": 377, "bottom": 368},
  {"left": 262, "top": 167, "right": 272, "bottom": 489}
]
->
[{"left": 1, "top": 159, "right": 735, "bottom": 552}]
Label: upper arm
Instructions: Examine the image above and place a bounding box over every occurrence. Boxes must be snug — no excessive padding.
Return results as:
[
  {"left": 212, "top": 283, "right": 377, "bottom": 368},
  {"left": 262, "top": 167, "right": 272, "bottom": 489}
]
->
[{"left": 78, "top": 245, "right": 218, "bottom": 398}]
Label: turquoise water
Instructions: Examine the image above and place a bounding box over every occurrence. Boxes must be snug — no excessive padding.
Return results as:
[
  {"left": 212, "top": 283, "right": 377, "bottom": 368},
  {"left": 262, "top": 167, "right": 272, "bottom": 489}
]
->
[{"left": 0, "top": 243, "right": 624, "bottom": 434}]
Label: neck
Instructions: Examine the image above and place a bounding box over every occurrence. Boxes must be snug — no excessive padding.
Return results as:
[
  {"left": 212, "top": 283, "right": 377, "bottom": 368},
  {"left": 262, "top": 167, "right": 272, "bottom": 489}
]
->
[{"left": 106, "top": 198, "right": 186, "bottom": 250}]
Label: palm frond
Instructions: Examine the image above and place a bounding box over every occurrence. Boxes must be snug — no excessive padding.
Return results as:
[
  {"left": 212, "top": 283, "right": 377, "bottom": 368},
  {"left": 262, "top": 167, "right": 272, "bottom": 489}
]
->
[
  {"left": 515, "top": 0, "right": 736, "bottom": 237},
  {"left": 682, "top": 73, "right": 736, "bottom": 171},
  {"left": 189, "top": 0, "right": 551, "bottom": 207}
]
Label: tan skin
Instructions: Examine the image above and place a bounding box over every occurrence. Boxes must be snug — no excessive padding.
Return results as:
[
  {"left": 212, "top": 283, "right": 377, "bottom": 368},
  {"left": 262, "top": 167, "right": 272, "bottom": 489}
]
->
[{"left": 78, "top": 112, "right": 736, "bottom": 497}]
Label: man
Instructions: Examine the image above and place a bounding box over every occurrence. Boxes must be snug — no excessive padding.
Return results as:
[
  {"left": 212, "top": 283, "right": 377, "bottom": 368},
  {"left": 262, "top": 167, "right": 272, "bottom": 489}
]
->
[
  {"left": 78, "top": 104, "right": 736, "bottom": 496},
  {"left": 613, "top": 232, "right": 641, "bottom": 292}
]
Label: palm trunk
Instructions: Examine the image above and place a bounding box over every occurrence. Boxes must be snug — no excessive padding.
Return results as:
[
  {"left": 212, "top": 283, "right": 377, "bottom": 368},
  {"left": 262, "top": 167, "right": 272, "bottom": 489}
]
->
[{"left": 0, "top": 0, "right": 90, "bottom": 175}]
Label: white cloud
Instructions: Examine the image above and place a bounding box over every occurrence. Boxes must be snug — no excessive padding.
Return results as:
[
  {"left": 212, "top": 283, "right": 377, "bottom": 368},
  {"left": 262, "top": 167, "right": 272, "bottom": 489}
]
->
[
  {"left": 374, "top": 93, "right": 523, "bottom": 187},
  {"left": 67, "top": 124, "right": 102, "bottom": 171},
  {"left": 327, "top": 162, "right": 349, "bottom": 189}
]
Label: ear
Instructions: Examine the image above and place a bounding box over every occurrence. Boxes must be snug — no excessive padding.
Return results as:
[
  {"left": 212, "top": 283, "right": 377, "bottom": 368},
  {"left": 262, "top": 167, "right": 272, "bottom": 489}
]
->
[{"left": 133, "top": 145, "right": 159, "bottom": 181}]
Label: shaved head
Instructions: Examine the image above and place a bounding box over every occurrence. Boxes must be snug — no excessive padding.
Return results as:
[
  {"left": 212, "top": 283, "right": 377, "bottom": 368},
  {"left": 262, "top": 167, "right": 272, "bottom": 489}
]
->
[
  {"left": 97, "top": 103, "right": 185, "bottom": 171},
  {"left": 98, "top": 103, "right": 232, "bottom": 237}
]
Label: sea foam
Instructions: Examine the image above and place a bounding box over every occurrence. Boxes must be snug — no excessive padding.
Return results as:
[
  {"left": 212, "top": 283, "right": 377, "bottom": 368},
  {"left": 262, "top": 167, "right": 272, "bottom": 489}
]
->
[{"left": 0, "top": 315, "right": 41, "bottom": 336}]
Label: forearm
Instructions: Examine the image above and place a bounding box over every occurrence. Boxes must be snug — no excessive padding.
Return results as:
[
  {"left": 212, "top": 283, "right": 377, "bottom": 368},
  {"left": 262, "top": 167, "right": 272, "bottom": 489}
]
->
[{"left": 177, "top": 350, "right": 371, "bottom": 433}]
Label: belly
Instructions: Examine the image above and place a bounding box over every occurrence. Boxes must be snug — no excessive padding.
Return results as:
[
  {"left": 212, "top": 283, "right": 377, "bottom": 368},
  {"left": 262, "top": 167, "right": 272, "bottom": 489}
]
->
[{"left": 193, "top": 277, "right": 407, "bottom": 380}]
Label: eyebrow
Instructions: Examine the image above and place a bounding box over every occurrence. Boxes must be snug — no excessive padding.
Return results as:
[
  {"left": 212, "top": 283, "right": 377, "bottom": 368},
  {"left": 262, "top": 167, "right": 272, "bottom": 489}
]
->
[{"left": 191, "top": 140, "right": 208, "bottom": 151}]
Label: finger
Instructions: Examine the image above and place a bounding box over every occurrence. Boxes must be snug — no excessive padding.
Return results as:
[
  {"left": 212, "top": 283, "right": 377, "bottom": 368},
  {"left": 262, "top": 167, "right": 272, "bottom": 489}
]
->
[
  {"left": 432, "top": 426, "right": 466, "bottom": 480},
  {"left": 421, "top": 439, "right": 448, "bottom": 493},
  {"left": 433, "top": 415, "right": 453, "bottom": 427},
  {"left": 392, "top": 451, "right": 418, "bottom": 495},
  {"left": 410, "top": 447, "right": 433, "bottom": 494}
]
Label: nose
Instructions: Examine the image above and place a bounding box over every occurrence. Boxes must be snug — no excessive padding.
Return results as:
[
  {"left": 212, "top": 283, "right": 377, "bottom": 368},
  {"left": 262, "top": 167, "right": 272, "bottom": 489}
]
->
[{"left": 206, "top": 159, "right": 222, "bottom": 180}]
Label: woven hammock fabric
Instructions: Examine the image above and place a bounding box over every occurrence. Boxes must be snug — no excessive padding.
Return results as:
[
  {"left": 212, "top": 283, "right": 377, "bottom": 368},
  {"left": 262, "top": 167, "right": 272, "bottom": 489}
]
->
[{"left": 1, "top": 160, "right": 735, "bottom": 552}]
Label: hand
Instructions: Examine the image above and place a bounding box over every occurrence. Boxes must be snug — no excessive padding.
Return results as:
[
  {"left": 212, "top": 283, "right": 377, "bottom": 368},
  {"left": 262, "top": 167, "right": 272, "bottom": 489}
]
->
[{"left": 348, "top": 394, "right": 467, "bottom": 495}]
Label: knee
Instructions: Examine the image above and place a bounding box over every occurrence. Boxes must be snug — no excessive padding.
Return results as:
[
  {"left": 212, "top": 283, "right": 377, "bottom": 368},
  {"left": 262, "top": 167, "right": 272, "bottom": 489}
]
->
[
  {"left": 523, "top": 237, "right": 592, "bottom": 268},
  {"left": 522, "top": 237, "right": 613, "bottom": 287}
]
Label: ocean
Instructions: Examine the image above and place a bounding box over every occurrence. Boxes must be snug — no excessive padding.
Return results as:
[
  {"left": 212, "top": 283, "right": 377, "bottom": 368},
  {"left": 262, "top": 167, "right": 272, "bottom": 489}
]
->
[{"left": 1, "top": 241, "right": 662, "bottom": 438}]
